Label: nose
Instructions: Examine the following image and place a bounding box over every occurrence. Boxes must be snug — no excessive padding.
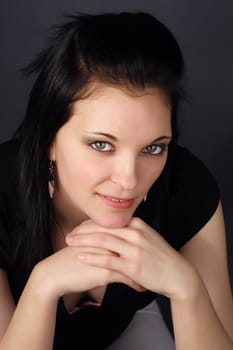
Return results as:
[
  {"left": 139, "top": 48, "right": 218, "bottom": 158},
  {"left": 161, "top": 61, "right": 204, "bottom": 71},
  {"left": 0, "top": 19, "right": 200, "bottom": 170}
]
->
[{"left": 110, "top": 154, "right": 138, "bottom": 190}]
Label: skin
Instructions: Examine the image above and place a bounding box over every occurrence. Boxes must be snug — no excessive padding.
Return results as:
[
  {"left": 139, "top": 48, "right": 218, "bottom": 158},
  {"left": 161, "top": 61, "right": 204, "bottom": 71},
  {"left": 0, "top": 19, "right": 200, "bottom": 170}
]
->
[
  {"left": 0, "top": 84, "right": 232, "bottom": 350},
  {"left": 50, "top": 85, "right": 172, "bottom": 232},
  {"left": 49, "top": 85, "right": 172, "bottom": 306}
]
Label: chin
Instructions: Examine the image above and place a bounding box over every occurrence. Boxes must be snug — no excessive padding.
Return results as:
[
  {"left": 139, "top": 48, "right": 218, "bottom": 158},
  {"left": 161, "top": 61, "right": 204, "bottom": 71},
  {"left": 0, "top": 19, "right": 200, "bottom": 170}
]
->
[{"left": 93, "top": 213, "right": 133, "bottom": 229}]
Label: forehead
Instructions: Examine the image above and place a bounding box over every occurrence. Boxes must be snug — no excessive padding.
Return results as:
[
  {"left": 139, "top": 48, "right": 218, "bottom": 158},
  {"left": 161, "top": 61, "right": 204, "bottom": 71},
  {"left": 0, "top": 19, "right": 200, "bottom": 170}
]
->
[
  {"left": 64, "top": 84, "right": 172, "bottom": 141},
  {"left": 71, "top": 83, "right": 170, "bottom": 115}
]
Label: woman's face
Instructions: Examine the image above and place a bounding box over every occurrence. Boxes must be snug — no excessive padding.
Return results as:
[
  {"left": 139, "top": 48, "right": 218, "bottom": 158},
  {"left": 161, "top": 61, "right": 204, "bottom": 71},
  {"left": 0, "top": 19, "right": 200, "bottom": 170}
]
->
[{"left": 50, "top": 85, "right": 172, "bottom": 229}]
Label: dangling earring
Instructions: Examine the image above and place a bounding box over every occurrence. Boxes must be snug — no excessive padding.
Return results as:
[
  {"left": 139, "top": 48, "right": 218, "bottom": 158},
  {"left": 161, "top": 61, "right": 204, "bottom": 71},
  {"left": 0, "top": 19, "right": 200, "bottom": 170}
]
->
[
  {"left": 48, "top": 160, "right": 55, "bottom": 199},
  {"left": 144, "top": 193, "right": 148, "bottom": 202}
]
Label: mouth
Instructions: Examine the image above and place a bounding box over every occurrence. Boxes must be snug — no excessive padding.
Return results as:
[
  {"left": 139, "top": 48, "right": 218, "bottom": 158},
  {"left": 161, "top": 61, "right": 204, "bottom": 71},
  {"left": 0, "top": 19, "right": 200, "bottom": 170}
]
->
[{"left": 96, "top": 193, "right": 135, "bottom": 209}]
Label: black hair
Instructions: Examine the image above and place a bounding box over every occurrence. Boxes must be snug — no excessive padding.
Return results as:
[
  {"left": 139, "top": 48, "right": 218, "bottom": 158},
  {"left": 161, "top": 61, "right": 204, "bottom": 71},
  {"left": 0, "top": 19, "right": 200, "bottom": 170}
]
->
[{"left": 14, "top": 12, "right": 185, "bottom": 269}]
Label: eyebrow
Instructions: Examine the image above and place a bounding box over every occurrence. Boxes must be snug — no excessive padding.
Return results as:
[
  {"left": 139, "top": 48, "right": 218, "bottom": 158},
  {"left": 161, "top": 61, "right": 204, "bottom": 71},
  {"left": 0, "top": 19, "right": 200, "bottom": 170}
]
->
[{"left": 85, "top": 132, "right": 172, "bottom": 143}]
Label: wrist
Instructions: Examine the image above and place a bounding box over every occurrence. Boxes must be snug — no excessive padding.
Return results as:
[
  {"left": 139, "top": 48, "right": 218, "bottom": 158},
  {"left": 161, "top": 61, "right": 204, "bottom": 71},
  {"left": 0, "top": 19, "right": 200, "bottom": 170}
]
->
[
  {"left": 170, "top": 264, "right": 206, "bottom": 303},
  {"left": 29, "top": 262, "right": 61, "bottom": 304}
]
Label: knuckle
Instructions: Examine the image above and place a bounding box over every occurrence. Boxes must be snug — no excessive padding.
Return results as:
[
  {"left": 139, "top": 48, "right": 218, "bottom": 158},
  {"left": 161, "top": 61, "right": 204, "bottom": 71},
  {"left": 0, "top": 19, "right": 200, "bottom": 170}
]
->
[
  {"left": 131, "top": 246, "right": 142, "bottom": 260},
  {"left": 131, "top": 217, "right": 143, "bottom": 227},
  {"left": 103, "top": 254, "right": 112, "bottom": 267},
  {"left": 92, "top": 233, "right": 109, "bottom": 247},
  {"left": 130, "top": 261, "right": 141, "bottom": 276},
  {"left": 131, "top": 229, "right": 143, "bottom": 244},
  {"left": 98, "top": 233, "right": 109, "bottom": 244}
]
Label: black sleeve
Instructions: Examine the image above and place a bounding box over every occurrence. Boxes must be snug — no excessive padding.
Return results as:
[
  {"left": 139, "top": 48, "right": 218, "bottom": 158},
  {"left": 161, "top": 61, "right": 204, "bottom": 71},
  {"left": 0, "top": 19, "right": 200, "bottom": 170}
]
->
[{"left": 162, "top": 145, "right": 220, "bottom": 250}]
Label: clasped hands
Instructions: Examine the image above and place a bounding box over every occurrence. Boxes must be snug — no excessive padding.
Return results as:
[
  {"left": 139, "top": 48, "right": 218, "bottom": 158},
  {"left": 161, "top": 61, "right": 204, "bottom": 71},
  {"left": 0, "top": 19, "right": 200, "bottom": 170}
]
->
[{"left": 65, "top": 217, "right": 193, "bottom": 300}]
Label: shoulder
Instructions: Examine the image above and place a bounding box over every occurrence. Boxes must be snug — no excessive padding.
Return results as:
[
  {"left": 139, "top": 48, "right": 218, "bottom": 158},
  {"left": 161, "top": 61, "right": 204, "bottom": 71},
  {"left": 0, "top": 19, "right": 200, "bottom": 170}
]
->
[
  {"left": 170, "top": 144, "right": 219, "bottom": 194},
  {"left": 158, "top": 144, "right": 219, "bottom": 249},
  {"left": 0, "top": 139, "right": 20, "bottom": 193}
]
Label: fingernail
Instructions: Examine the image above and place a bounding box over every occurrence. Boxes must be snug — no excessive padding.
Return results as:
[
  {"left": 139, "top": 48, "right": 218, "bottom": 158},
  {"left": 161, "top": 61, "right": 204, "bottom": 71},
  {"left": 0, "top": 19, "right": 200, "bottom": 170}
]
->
[
  {"left": 77, "top": 254, "right": 85, "bottom": 260},
  {"left": 66, "top": 235, "right": 73, "bottom": 243}
]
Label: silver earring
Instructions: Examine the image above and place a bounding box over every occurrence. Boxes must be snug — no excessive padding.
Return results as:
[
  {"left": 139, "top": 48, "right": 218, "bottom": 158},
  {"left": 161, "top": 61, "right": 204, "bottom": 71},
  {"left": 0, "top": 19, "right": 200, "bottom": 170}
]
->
[
  {"left": 48, "top": 160, "right": 55, "bottom": 199},
  {"left": 144, "top": 193, "right": 147, "bottom": 202}
]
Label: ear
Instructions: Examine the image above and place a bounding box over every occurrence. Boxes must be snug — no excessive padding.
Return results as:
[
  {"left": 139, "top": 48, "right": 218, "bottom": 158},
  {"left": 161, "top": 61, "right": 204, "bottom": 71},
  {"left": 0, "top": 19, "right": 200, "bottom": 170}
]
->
[{"left": 49, "top": 141, "right": 56, "bottom": 161}]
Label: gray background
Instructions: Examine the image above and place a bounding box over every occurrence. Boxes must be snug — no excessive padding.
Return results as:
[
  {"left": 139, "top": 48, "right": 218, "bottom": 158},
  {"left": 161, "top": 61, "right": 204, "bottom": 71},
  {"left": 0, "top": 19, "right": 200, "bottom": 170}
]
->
[{"left": 0, "top": 0, "right": 232, "bottom": 287}]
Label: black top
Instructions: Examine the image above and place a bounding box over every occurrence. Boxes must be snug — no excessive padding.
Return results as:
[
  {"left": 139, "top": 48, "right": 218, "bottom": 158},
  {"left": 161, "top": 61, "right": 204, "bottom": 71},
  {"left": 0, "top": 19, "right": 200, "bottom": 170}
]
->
[{"left": 0, "top": 139, "right": 219, "bottom": 349}]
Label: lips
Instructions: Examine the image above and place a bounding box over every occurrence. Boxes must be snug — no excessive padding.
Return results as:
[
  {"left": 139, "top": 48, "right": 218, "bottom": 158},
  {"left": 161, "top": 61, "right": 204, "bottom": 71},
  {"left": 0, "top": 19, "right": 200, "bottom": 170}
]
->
[
  {"left": 104, "top": 195, "right": 132, "bottom": 202},
  {"left": 97, "top": 193, "right": 135, "bottom": 209}
]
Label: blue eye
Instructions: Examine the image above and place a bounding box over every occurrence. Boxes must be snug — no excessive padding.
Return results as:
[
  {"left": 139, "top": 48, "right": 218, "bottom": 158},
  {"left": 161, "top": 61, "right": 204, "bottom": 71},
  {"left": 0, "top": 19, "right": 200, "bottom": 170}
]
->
[
  {"left": 142, "top": 144, "right": 166, "bottom": 155},
  {"left": 90, "top": 141, "right": 114, "bottom": 152}
]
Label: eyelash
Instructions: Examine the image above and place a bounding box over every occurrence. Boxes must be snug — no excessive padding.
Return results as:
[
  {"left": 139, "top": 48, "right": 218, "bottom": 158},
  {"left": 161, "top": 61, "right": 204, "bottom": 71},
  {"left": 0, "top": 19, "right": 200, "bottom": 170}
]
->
[
  {"left": 142, "top": 143, "right": 167, "bottom": 155},
  {"left": 89, "top": 141, "right": 114, "bottom": 152},
  {"left": 89, "top": 141, "right": 167, "bottom": 155}
]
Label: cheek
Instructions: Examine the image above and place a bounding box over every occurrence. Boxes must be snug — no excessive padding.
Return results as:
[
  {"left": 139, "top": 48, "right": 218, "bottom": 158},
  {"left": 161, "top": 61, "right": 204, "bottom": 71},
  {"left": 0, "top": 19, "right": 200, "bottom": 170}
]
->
[
  {"left": 57, "top": 151, "right": 107, "bottom": 190},
  {"left": 59, "top": 162, "right": 90, "bottom": 186}
]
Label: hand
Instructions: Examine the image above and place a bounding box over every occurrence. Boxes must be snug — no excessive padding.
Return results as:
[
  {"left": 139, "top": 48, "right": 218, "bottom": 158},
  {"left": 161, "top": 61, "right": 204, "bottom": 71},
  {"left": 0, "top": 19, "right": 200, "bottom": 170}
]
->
[
  {"left": 66, "top": 218, "right": 198, "bottom": 300},
  {"left": 35, "top": 243, "right": 143, "bottom": 300}
]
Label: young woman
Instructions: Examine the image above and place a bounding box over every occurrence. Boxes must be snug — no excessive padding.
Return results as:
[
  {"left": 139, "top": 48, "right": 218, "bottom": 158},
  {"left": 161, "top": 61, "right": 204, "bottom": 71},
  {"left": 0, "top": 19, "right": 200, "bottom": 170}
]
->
[{"left": 0, "top": 12, "right": 232, "bottom": 350}]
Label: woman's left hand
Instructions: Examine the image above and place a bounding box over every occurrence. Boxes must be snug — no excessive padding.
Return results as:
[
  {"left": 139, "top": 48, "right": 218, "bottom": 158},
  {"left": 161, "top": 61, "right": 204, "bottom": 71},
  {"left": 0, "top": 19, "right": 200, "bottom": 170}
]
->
[{"left": 66, "top": 217, "right": 199, "bottom": 301}]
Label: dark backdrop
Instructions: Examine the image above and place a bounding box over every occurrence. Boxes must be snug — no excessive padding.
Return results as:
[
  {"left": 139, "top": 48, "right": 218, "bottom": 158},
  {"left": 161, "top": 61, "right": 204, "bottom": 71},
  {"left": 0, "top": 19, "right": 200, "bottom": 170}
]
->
[{"left": 0, "top": 0, "right": 232, "bottom": 287}]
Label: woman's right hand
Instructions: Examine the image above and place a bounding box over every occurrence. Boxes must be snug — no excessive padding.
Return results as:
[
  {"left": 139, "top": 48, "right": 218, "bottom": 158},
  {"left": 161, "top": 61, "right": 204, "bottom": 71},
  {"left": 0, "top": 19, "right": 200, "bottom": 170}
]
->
[{"left": 34, "top": 245, "right": 143, "bottom": 300}]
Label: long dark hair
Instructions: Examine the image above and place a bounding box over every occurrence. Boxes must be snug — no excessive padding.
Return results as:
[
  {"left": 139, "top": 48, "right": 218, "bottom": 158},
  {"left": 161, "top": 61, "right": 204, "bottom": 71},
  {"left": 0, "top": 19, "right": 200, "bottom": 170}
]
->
[{"left": 14, "top": 12, "right": 185, "bottom": 270}]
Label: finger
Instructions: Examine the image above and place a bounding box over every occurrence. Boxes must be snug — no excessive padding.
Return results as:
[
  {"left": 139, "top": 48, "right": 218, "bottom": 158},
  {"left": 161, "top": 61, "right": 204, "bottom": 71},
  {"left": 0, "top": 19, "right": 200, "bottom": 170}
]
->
[
  {"left": 129, "top": 217, "right": 145, "bottom": 230},
  {"left": 77, "top": 246, "right": 119, "bottom": 257},
  {"left": 111, "top": 276, "right": 145, "bottom": 292},
  {"left": 77, "top": 251, "right": 142, "bottom": 285},
  {"left": 69, "top": 223, "right": 145, "bottom": 246},
  {"left": 92, "top": 263, "right": 145, "bottom": 292},
  {"left": 108, "top": 273, "right": 146, "bottom": 292},
  {"left": 71, "top": 221, "right": 128, "bottom": 238},
  {"left": 67, "top": 232, "right": 131, "bottom": 258}
]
